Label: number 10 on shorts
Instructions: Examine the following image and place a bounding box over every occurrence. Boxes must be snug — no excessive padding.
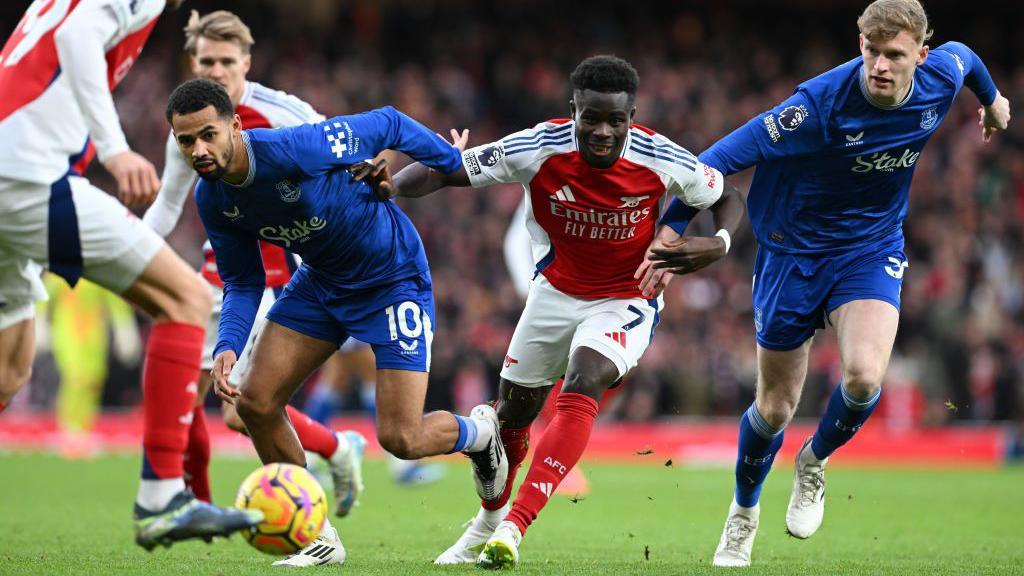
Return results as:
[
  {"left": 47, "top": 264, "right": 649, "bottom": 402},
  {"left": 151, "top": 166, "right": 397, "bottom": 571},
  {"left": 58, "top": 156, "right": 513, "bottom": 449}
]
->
[{"left": 385, "top": 301, "right": 424, "bottom": 340}]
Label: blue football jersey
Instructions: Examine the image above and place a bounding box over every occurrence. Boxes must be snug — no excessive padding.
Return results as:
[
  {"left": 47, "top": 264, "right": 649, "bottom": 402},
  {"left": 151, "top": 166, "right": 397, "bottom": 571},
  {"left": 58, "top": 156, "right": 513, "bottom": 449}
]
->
[
  {"left": 195, "top": 106, "right": 462, "bottom": 357},
  {"left": 664, "top": 42, "right": 997, "bottom": 255}
]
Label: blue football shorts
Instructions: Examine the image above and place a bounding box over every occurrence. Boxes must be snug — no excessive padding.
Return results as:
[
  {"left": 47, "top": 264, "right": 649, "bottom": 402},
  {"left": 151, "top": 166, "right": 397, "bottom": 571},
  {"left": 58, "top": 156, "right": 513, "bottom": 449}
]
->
[
  {"left": 751, "top": 238, "right": 907, "bottom": 351},
  {"left": 266, "top": 265, "right": 435, "bottom": 372}
]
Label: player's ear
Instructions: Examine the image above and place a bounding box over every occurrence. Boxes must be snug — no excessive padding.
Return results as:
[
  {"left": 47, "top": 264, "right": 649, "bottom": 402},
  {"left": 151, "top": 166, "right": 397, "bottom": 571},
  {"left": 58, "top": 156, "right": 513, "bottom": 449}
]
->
[
  {"left": 189, "top": 55, "right": 200, "bottom": 76},
  {"left": 569, "top": 99, "right": 577, "bottom": 119},
  {"left": 242, "top": 53, "right": 252, "bottom": 76},
  {"left": 232, "top": 113, "right": 242, "bottom": 133},
  {"left": 629, "top": 105, "right": 637, "bottom": 122},
  {"left": 917, "top": 44, "right": 929, "bottom": 66}
]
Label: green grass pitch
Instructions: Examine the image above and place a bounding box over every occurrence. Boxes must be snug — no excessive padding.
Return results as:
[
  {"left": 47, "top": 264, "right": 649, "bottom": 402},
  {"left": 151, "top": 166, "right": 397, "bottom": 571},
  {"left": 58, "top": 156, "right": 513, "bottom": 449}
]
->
[{"left": 0, "top": 453, "right": 1021, "bottom": 575}]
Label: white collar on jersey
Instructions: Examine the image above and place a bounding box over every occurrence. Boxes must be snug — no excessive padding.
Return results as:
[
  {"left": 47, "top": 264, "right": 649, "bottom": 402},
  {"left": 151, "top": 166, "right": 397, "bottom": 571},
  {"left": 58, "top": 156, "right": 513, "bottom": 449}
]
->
[
  {"left": 226, "top": 131, "right": 256, "bottom": 188},
  {"left": 858, "top": 65, "right": 915, "bottom": 110}
]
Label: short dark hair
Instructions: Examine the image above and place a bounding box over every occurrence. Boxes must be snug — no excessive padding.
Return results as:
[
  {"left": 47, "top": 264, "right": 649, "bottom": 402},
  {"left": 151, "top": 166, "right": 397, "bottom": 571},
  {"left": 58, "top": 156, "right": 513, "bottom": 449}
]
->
[
  {"left": 165, "top": 78, "right": 234, "bottom": 123},
  {"left": 570, "top": 55, "right": 639, "bottom": 100}
]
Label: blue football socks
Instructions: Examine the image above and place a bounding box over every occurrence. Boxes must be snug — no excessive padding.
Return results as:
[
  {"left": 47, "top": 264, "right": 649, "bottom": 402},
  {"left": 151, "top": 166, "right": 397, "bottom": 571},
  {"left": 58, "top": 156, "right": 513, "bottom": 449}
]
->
[{"left": 734, "top": 403, "right": 785, "bottom": 508}]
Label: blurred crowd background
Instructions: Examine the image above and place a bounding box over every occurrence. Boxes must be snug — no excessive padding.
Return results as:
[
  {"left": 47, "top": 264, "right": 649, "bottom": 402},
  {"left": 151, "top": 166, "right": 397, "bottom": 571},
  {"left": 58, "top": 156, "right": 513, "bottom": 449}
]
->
[{"left": 3, "top": 0, "right": 1023, "bottom": 432}]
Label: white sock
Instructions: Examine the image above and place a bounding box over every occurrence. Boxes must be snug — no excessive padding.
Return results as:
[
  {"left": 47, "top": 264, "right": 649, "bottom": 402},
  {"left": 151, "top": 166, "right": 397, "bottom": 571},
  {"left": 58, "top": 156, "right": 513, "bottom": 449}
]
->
[
  {"left": 476, "top": 504, "right": 509, "bottom": 529},
  {"left": 136, "top": 477, "right": 186, "bottom": 512},
  {"left": 731, "top": 499, "right": 760, "bottom": 516},
  {"left": 321, "top": 517, "right": 334, "bottom": 537},
  {"left": 304, "top": 450, "right": 318, "bottom": 468},
  {"left": 465, "top": 412, "right": 495, "bottom": 453},
  {"left": 798, "top": 442, "right": 825, "bottom": 466}
]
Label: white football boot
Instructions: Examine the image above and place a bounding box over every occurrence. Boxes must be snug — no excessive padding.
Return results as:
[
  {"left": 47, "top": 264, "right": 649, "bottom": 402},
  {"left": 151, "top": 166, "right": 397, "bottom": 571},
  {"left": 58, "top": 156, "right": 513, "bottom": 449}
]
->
[
  {"left": 272, "top": 521, "right": 346, "bottom": 567},
  {"left": 712, "top": 500, "right": 760, "bottom": 567},
  {"left": 786, "top": 436, "right": 827, "bottom": 538},
  {"left": 465, "top": 405, "right": 508, "bottom": 503},
  {"left": 329, "top": 431, "right": 366, "bottom": 517},
  {"left": 434, "top": 504, "right": 509, "bottom": 565},
  {"left": 477, "top": 520, "right": 521, "bottom": 569}
]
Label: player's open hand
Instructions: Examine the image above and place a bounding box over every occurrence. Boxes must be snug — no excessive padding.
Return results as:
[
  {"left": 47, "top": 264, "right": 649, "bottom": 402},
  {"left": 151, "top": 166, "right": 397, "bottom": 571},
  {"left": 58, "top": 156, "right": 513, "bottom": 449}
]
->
[
  {"left": 103, "top": 150, "right": 161, "bottom": 210},
  {"left": 447, "top": 128, "right": 470, "bottom": 152},
  {"left": 635, "top": 225, "right": 682, "bottom": 298},
  {"left": 211, "top": 350, "right": 240, "bottom": 404},
  {"left": 979, "top": 92, "right": 1010, "bottom": 142},
  {"left": 649, "top": 234, "right": 728, "bottom": 276},
  {"left": 350, "top": 157, "right": 395, "bottom": 200}
]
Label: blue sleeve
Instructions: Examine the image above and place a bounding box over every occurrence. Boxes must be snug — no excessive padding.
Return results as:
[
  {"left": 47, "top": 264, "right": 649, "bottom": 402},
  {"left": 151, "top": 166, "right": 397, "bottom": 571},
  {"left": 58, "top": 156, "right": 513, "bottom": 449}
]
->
[
  {"left": 194, "top": 186, "right": 266, "bottom": 359},
  {"left": 659, "top": 199, "right": 698, "bottom": 235},
  {"left": 286, "top": 106, "right": 462, "bottom": 175},
  {"left": 933, "top": 42, "right": 998, "bottom": 106},
  {"left": 696, "top": 89, "right": 826, "bottom": 180}
]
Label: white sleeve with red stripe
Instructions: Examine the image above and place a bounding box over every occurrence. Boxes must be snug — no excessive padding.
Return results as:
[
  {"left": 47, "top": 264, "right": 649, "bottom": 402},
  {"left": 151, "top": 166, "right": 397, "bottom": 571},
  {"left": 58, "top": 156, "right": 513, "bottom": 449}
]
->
[
  {"left": 246, "top": 82, "right": 325, "bottom": 127},
  {"left": 53, "top": 2, "right": 127, "bottom": 161},
  {"left": 144, "top": 132, "right": 197, "bottom": 237},
  {"left": 53, "top": 0, "right": 163, "bottom": 162},
  {"left": 462, "top": 120, "right": 574, "bottom": 187},
  {"left": 625, "top": 130, "right": 723, "bottom": 210}
]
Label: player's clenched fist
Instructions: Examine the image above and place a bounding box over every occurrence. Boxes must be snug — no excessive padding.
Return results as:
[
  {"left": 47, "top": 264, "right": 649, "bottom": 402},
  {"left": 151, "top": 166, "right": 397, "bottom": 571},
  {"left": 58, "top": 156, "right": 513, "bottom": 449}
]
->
[
  {"left": 649, "top": 234, "right": 728, "bottom": 276},
  {"left": 979, "top": 91, "right": 1011, "bottom": 142},
  {"left": 211, "top": 349, "right": 240, "bottom": 404},
  {"left": 103, "top": 150, "right": 161, "bottom": 210}
]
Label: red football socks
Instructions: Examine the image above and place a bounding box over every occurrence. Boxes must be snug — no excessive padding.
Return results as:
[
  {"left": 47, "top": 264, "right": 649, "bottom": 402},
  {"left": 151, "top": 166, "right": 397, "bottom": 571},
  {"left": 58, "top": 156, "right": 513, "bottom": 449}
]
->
[
  {"left": 184, "top": 405, "right": 212, "bottom": 502},
  {"left": 286, "top": 405, "right": 339, "bottom": 459},
  {"left": 0, "top": 401, "right": 5, "bottom": 414},
  {"left": 482, "top": 425, "right": 531, "bottom": 511},
  {"left": 141, "top": 322, "right": 203, "bottom": 479},
  {"left": 505, "top": 393, "right": 599, "bottom": 535}
]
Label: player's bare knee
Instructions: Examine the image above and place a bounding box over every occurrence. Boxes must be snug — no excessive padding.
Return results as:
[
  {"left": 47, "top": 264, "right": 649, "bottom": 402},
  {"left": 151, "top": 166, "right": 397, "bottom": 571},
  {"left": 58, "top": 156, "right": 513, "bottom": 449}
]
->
[
  {"left": 0, "top": 362, "right": 32, "bottom": 404},
  {"left": 235, "top": 389, "right": 279, "bottom": 427},
  {"left": 496, "top": 403, "right": 539, "bottom": 429},
  {"left": 376, "top": 427, "right": 420, "bottom": 460},
  {"left": 561, "top": 370, "right": 608, "bottom": 401},
  {"left": 495, "top": 382, "right": 549, "bottom": 428},
  {"left": 755, "top": 395, "right": 797, "bottom": 430},
  {"left": 179, "top": 275, "right": 213, "bottom": 325},
  {"left": 221, "top": 402, "right": 247, "bottom": 433},
  {"left": 153, "top": 274, "right": 212, "bottom": 326},
  {"left": 842, "top": 367, "right": 884, "bottom": 401}
]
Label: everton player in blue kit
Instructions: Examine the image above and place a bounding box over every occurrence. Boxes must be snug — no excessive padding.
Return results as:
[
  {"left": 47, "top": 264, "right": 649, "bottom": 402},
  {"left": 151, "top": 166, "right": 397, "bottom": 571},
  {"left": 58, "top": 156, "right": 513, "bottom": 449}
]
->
[
  {"left": 642, "top": 0, "right": 1010, "bottom": 567},
  {"left": 164, "top": 79, "right": 509, "bottom": 564}
]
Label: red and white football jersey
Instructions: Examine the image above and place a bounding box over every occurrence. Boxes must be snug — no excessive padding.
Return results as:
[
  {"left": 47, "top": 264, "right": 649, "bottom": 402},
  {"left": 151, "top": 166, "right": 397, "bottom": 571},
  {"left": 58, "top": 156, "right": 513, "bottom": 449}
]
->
[
  {"left": 464, "top": 119, "right": 723, "bottom": 299},
  {"left": 146, "top": 81, "right": 324, "bottom": 288},
  {"left": 0, "top": 0, "right": 164, "bottom": 183}
]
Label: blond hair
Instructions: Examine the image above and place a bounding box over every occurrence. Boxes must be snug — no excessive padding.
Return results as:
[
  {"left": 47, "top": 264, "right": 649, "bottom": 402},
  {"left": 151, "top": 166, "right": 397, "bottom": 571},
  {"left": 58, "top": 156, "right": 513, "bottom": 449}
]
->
[
  {"left": 183, "top": 10, "right": 254, "bottom": 55},
  {"left": 858, "top": 0, "right": 933, "bottom": 44}
]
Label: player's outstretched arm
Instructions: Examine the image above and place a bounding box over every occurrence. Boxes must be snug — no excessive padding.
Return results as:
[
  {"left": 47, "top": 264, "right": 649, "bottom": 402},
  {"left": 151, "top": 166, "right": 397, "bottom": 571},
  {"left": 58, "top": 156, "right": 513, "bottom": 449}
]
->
[
  {"left": 390, "top": 161, "right": 471, "bottom": 199},
  {"left": 636, "top": 181, "right": 745, "bottom": 297},
  {"left": 363, "top": 129, "right": 470, "bottom": 199}
]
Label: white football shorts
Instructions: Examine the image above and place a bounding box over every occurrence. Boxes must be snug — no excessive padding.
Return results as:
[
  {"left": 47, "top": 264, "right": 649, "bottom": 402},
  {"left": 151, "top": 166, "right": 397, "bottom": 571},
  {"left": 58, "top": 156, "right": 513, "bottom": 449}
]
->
[
  {"left": 0, "top": 255, "right": 46, "bottom": 330},
  {"left": 0, "top": 175, "right": 164, "bottom": 306},
  {"left": 500, "top": 275, "right": 663, "bottom": 387}
]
